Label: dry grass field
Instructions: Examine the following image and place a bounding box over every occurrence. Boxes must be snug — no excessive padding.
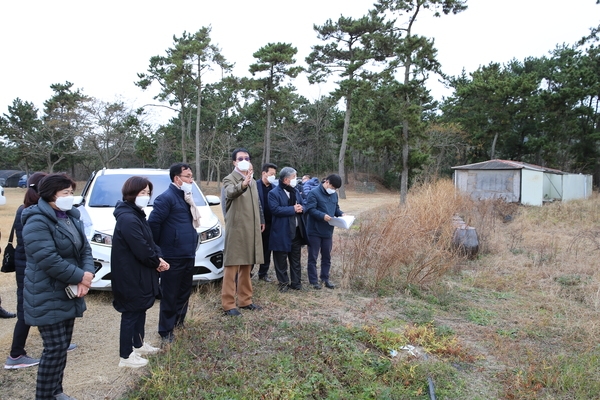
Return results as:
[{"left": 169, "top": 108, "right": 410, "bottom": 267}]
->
[{"left": 1, "top": 180, "right": 600, "bottom": 399}]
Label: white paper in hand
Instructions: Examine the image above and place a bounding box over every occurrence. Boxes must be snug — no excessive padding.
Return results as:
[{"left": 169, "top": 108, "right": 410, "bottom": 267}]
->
[{"left": 328, "top": 215, "right": 355, "bottom": 229}]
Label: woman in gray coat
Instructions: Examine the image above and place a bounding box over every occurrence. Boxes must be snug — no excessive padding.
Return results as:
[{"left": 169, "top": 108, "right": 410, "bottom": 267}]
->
[{"left": 22, "top": 174, "right": 95, "bottom": 400}]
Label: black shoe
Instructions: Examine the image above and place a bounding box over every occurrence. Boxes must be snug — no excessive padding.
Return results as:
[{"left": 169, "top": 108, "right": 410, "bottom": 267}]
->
[
  {"left": 223, "top": 308, "right": 241, "bottom": 316},
  {"left": 311, "top": 283, "right": 322, "bottom": 290},
  {"left": 278, "top": 284, "right": 289, "bottom": 293},
  {"left": 0, "top": 307, "right": 16, "bottom": 319},
  {"left": 259, "top": 276, "right": 273, "bottom": 282},
  {"left": 289, "top": 284, "right": 302, "bottom": 290},
  {"left": 322, "top": 280, "right": 335, "bottom": 289},
  {"left": 240, "top": 303, "right": 263, "bottom": 311}
]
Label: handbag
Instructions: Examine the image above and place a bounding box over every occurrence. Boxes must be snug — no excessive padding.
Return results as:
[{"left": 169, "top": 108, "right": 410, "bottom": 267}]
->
[{"left": 1, "top": 227, "right": 16, "bottom": 273}]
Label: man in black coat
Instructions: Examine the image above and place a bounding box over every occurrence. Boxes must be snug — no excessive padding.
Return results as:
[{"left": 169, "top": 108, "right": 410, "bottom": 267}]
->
[
  {"left": 148, "top": 163, "right": 199, "bottom": 343},
  {"left": 255, "top": 162, "right": 277, "bottom": 282}
]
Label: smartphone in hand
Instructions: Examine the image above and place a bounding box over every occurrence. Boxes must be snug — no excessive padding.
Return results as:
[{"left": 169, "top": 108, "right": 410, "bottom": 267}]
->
[{"left": 65, "top": 284, "right": 79, "bottom": 299}]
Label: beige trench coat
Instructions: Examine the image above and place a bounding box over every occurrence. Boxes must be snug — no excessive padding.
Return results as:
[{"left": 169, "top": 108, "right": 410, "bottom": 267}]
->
[{"left": 222, "top": 170, "right": 264, "bottom": 267}]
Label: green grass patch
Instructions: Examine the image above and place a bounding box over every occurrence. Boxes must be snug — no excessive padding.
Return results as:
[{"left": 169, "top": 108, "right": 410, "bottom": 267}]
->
[
  {"left": 465, "top": 308, "right": 496, "bottom": 326},
  {"left": 123, "top": 318, "right": 468, "bottom": 399}
]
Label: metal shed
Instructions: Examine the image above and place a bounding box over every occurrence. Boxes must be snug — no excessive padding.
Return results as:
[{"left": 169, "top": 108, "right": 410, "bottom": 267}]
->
[{"left": 452, "top": 160, "right": 593, "bottom": 206}]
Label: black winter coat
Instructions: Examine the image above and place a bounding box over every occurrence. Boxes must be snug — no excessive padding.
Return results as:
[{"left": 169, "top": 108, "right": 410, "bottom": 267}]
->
[
  {"left": 12, "top": 205, "right": 27, "bottom": 319},
  {"left": 111, "top": 201, "right": 162, "bottom": 313},
  {"left": 148, "top": 184, "right": 198, "bottom": 259}
]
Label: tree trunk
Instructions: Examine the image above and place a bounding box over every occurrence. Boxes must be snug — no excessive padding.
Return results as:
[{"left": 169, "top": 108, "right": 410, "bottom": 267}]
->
[
  {"left": 180, "top": 105, "right": 186, "bottom": 163},
  {"left": 490, "top": 132, "right": 498, "bottom": 159},
  {"left": 196, "top": 59, "right": 202, "bottom": 186},
  {"left": 338, "top": 95, "right": 352, "bottom": 199},
  {"left": 400, "top": 59, "right": 412, "bottom": 205},
  {"left": 264, "top": 98, "right": 272, "bottom": 165},
  {"left": 400, "top": 119, "right": 409, "bottom": 205}
]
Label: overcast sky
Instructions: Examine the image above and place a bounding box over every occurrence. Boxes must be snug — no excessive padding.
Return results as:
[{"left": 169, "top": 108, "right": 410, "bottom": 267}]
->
[{"left": 1, "top": 0, "right": 598, "bottom": 125}]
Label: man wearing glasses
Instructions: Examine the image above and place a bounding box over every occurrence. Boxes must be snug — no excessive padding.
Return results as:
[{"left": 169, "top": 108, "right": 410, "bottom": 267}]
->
[
  {"left": 149, "top": 163, "right": 199, "bottom": 342},
  {"left": 221, "top": 148, "right": 264, "bottom": 316}
]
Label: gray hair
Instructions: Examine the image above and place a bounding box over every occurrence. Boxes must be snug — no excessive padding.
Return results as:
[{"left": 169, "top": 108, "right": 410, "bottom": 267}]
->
[{"left": 279, "top": 167, "right": 297, "bottom": 181}]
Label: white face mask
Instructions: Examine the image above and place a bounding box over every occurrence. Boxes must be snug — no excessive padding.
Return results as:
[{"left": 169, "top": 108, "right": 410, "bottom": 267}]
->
[
  {"left": 326, "top": 188, "right": 336, "bottom": 195},
  {"left": 135, "top": 195, "right": 150, "bottom": 209},
  {"left": 180, "top": 182, "right": 193, "bottom": 193},
  {"left": 289, "top": 178, "right": 297, "bottom": 188},
  {"left": 267, "top": 175, "right": 276, "bottom": 184},
  {"left": 237, "top": 160, "right": 250, "bottom": 171},
  {"left": 55, "top": 196, "right": 74, "bottom": 211}
]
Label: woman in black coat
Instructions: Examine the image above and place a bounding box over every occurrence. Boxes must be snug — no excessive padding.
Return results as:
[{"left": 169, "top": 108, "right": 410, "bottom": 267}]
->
[{"left": 111, "top": 176, "right": 169, "bottom": 368}]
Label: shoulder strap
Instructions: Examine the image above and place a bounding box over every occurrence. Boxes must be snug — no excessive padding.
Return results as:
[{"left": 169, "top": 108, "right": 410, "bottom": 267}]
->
[{"left": 8, "top": 226, "right": 14, "bottom": 244}]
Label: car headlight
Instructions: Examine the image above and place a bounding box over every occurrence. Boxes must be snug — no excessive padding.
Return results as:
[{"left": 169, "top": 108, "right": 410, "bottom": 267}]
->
[
  {"left": 199, "top": 224, "right": 221, "bottom": 244},
  {"left": 91, "top": 231, "right": 113, "bottom": 246}
]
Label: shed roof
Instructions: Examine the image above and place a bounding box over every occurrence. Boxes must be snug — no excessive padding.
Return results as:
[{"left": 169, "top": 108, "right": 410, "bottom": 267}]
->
[{"left": 452, "top": 159, "right": 564, "bottom": 174}]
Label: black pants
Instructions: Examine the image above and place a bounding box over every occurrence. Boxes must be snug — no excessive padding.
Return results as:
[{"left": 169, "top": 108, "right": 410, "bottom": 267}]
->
[
  {"left": 258, "top": 223, "right": 272, "bottom": 278},
  {"left": 273, "top": 228, "right": 303, "bottom": 288},
  {"left": 119, "top": 310, "right": 146, "bottom": 358},
  {"left": 10, "top": 264, "right": 31, "bottom": 358},
  {"left": 158, "top": 258, "right": 194, "bottom": 339}
]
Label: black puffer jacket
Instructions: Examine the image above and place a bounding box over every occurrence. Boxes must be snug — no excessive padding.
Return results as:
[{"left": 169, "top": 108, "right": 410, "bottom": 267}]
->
[
  {"left": 22, "top": 200, "right": 94, "bottom": 326},
  {"left": 111, "top": 201, "right": 162, "bottom": 313},
  {"left": 12, "top": 205, "right": 27, "bottom": 319}
]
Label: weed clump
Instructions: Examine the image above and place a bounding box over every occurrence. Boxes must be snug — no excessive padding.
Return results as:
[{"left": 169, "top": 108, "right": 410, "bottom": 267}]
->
[{"left": 339, "top": 180, "right": 471, "bottom": 292}]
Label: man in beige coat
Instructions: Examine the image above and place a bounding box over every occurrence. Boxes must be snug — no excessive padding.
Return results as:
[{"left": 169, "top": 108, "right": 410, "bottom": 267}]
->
[{"left": 221, "top": 148, "right": 265, "bottom": 316}]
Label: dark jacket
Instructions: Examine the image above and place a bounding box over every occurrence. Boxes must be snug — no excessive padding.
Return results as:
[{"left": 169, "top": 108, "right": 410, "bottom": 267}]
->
[
  {"left": 305, "top": 184, "right": 343, "bottom": 238},
  {"left": 21, "top": 199, "right": 94, "bottom": 326},
  {"left": 111, "top": 201, "right": 162, "bottom": 312},
  {"left": 148, "top": 183, "right": 198, "bottom": 259},
  {"left": 268, "top": 185, "right": 308, "bottom": 252},
  {"left": 302, "top": 178, "right": 320, "bottom": 199},
  {"left": 13, "top": 205, "right": 26, "bottom": 283},
  {"left": 256, "top": 178, "right": 275, "bottom": 225},
  {"left": 12, "top": 205, "right": 26, "bottom": 319}
]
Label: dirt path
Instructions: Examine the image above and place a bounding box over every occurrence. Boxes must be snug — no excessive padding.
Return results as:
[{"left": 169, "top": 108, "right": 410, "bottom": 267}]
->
[{"left": 0, "top": 187, "right": 398, "bottom": 400}]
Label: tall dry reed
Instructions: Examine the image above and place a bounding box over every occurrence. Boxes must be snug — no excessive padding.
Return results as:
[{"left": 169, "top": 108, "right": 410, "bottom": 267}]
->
[{"left": 338, "top": 180, "right": 473, "bottom": 291}]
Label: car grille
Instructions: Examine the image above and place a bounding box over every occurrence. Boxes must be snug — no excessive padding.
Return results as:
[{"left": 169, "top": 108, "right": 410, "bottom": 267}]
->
[{"left": 193, "top": 266, "right": 213, "bottom": 275}]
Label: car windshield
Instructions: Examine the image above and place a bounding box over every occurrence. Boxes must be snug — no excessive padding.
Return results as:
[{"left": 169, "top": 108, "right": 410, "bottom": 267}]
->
[{"left": 88, "top": 174, "right": 207, "bottom": 207}]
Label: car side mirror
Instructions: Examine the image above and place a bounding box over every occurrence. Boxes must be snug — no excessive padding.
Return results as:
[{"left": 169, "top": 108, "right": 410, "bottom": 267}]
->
[
  {"left": 73, "top": 195, "right": 84, "bottom": 206},
  {"left": 205, "top": 195, "right": 220, "bottom": 206}
]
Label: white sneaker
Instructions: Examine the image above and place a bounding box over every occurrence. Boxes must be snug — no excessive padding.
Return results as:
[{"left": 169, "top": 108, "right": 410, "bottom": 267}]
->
[
  {"left": 134, "top": 342, "right": 161, "bottom": 356},
  {"left": 118, "top": 351, "right": 148, "bottom": 368}
]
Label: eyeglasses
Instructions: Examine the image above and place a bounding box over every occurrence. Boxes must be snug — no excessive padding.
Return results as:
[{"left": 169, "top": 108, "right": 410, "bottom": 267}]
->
[
  {"left": 179, "top": 174, "right": 193, "bottom": 179},
  {"left": 236, "top": 157, "right": 250, "bottom": 161}
]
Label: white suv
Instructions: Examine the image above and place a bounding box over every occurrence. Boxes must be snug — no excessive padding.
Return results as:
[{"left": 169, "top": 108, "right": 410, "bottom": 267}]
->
[
  {"left": 75, "top": 168, "right": 224, "bottom": 290},
  {"left": 0, "top": 185, "right": 5, "bottom": 206}
]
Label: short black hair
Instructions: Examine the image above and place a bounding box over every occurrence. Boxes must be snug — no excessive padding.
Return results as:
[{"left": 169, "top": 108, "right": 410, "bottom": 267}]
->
[
  {"left": 38, "top": 173, "right": 77, "bottom": 203},
  {"left": 325, "top": 174, "right": 342, "bottom": 189},
  {"left": 231, "top": 148, "right": 251, "bottom": 161},
  {"left": 122, "top": 176, "right": 153, "bottom": 203},
  {"left": 169, "top": 163, "right": 192, "bottom": 182},
  {"left": 261, "top": 163, "right": 277, "bottom": 173}
]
